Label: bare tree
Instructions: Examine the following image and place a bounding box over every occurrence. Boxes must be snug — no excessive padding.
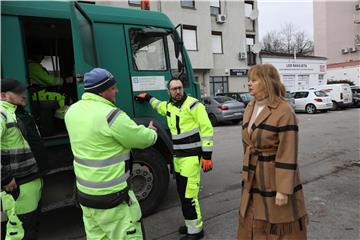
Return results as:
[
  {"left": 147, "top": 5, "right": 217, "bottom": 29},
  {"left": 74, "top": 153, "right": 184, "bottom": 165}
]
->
[
  {"left": 262, "top": 30, "right": 282, "bottom": 52},
  {"left": 261, "top": 22, "right": 314, "bottom": 55},
  {"left": 280, "top": 23, "right": 295, "bottom": 53},
  {"left": 294, "top": 31, "right": 314, "bottom": 54}
]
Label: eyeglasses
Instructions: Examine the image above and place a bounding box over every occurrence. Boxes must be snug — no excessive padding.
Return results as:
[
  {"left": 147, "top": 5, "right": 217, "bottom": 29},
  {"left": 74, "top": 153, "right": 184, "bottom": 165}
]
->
[{"left": 170, "top": 86, "right": 183, "bottom": 92}]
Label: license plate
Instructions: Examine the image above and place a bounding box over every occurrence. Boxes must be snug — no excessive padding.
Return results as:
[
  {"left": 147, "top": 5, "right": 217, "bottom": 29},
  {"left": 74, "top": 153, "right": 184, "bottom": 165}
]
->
[
  {"left": 326, "top": 103, "right": 332, "bottom": 106},
  {"left": 234, "top": 112, "right": 242, "bottom": 116}
]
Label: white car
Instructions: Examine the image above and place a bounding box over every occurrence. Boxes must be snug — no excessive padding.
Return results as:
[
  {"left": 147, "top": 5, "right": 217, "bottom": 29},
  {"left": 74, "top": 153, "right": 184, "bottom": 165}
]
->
[{"left": 291, "top": 90, "right": 333, "bottom": 114}]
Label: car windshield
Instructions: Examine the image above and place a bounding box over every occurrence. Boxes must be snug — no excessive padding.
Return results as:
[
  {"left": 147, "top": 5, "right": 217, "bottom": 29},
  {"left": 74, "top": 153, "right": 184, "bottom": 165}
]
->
[
  {"left": 213, "top": 96, "right": 234, "bottom": 104},
  {"left": 314, "top": 91, "right": 328, "bottom": 97},
  {"left": 239, "top": 92, "right": 253, "bottom": 101}
]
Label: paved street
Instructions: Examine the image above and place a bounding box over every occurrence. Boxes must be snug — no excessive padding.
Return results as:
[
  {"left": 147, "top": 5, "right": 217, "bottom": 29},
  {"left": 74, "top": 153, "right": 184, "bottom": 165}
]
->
[{"left": 39, "top": 108, "right": 360, "bottom": 240}]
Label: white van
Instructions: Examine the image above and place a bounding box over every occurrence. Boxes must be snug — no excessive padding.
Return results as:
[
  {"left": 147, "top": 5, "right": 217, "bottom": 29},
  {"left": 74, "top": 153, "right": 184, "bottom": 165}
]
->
[{"left": 315, "top": 84, "right": 353, "bottom": 110}]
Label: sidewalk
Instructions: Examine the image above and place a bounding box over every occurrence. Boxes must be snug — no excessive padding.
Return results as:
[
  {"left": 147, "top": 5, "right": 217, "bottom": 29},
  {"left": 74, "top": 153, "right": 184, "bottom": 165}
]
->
[{"left": 145, "top": 164, "right": 360, "bottom": 240}]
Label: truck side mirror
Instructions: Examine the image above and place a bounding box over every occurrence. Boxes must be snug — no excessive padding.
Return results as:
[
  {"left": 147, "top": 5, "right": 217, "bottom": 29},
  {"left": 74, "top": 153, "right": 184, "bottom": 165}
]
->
[
  {"left": 173, "top": 25, "right": 183, "bottom": 59},
  {"left": 177, "top": 59, "right": 184, "bottom": 77}
]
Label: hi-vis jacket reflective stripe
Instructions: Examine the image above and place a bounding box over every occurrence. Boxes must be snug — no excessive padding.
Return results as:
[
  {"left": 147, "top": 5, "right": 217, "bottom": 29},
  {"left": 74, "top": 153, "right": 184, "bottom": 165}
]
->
[
  {"left": 150, "top": 95, "right": 213, "bottom": 159},
  {"left": 0, "top": 101, "right": 38, "bottom": 187},
  {"left": 32, "top": 90, "right": 65, "bottom": 108},
  {"left": 65, "top": 93, "right": 157, "bottom": 196}
]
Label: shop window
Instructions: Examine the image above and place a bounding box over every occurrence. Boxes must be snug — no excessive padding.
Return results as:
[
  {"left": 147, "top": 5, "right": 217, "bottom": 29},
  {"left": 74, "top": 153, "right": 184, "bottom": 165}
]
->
[{"left": 210, "top": 76, "right": 228, "bottom": 95}]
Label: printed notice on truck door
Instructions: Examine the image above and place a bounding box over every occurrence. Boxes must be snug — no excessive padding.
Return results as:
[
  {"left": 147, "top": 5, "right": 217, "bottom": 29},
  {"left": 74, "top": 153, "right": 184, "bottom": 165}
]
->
[{"left": 132, "top": 76, "right": 166, "bottom": 91}]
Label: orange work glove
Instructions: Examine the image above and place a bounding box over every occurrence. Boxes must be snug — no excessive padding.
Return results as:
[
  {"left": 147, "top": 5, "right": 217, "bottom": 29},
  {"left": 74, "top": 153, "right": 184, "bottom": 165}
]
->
[
  {"left": 135, "top": 93, "right": 151, "bottom": 102},
  {"left": 201, "top": 159, "right": 213, "bottom": 172}
]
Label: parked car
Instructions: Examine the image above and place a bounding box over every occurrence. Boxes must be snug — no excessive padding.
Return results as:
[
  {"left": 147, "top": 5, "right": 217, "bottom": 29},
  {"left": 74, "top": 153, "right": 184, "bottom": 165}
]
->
[
  {"left": 291, "top": 90, "right": 333, "bottom": 114},
  {"left": 202, "top": 96, "right": 245, "bottom": 126},
  {"left": 215, "top": 92, "right": 253, "bottom": 107},
  {"left": 314, "top": 84, "right": 353, "bottom": 110},
  {"left": 285, "top": 91, "right": 296, "bottom": 109},
  {"left": 350, "top": 86, "right": 360, "bottom": 108}
]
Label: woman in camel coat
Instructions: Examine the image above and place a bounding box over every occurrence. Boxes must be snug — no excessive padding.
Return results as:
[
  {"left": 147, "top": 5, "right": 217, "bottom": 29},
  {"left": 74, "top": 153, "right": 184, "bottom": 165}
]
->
[{"left": 237, "top": 64, "right": 308, "bottom": 240}]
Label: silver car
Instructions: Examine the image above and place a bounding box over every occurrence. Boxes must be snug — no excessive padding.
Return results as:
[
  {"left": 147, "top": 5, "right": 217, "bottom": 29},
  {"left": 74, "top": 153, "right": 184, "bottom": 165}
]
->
[{"left": 202, "top": 96, "right": 245, "bottom": 126}]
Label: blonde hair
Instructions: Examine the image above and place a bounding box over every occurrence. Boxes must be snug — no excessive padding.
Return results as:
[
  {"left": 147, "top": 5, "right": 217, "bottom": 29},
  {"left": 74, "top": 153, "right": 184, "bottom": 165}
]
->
[{"left": 248, "top": 64, "right": 286, "bottom": 105}]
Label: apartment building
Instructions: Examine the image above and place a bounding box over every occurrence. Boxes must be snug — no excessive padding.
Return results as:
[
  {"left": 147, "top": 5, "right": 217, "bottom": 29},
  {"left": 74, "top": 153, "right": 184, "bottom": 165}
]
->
[
  {"left": 96, "top": 0, "right": 259, "bottom": 96},
  {"left": 314, "top": 0, "right": 360, "bottom": 85}
]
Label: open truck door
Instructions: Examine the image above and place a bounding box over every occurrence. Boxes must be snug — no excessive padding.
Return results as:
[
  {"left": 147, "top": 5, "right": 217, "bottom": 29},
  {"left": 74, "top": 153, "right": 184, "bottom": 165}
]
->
[{"left": 69, "top": 2, "right": 98, "bottom": 96}]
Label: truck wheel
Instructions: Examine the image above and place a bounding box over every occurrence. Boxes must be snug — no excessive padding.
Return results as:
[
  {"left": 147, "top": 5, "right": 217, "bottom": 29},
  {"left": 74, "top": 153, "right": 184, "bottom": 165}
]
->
[{"left": 131, "top": 147, "right": 169, "bottom": 217}]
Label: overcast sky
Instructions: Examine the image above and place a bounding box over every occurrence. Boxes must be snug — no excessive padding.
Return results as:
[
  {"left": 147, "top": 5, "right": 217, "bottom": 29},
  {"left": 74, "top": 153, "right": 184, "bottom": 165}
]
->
[{"left": 257, "top": 0, "right": 314, "bottom": 41}]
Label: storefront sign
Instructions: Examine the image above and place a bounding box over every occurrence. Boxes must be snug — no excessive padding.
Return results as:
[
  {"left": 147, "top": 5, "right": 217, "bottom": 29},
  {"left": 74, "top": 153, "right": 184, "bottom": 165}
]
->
[{"left": 230, "top": 69, "right": 248, "bottom": 76}]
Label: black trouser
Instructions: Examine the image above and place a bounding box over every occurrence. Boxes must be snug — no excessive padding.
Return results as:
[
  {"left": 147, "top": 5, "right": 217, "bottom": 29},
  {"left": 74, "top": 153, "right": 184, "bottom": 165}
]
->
[
  {"left": 175, "top": 172, "right": 197, "bottom": 220},
  {"left": 1, "top": 206, "right": 41, "bottom": 240}
]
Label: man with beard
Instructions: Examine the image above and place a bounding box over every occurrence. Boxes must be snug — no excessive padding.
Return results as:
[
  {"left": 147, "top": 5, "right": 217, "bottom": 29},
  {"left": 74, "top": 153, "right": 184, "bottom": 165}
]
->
[{"left": 136, "top": 79, "right": 213, "bottom": 240}]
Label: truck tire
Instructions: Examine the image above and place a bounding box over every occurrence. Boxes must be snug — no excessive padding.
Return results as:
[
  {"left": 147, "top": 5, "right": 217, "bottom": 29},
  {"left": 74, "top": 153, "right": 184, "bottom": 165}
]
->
[{"left": 131, "top": 147, "right": 169, "bottom": 217}]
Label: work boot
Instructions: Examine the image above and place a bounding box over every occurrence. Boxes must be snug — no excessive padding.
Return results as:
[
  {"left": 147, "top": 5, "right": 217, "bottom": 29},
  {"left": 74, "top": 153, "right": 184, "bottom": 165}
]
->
[
  {"left": 178, "top": 225, "right": 187, "bottom": 235},
  {"left": 179, "top": 230, "right": 204, "bottom": 240}
]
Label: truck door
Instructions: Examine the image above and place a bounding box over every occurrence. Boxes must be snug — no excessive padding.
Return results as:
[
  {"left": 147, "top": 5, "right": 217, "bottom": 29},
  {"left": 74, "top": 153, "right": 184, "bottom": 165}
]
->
[
  {"left": 69, "top": 2, "right": 97, "bottom": 96},
  {"left": 124, "top": 26, "right": 191, "bottom": 120},
  {"left": 1, "top": 16, "right": 28, "bottom": 95}
]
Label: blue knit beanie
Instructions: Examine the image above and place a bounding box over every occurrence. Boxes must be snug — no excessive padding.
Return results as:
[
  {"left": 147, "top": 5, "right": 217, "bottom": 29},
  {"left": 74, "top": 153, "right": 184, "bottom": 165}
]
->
[{"left": 84, "top": 68, "right": 116, "bottom": 94}]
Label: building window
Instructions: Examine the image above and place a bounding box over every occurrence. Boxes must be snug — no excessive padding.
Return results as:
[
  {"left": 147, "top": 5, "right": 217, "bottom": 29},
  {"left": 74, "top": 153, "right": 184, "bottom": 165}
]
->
[
  {"left": 282, "top": 75, "right": 296, "bottom": 92},
  {"left": 183, "top": 25, "right": 198, "bottom": 51},
  {"left": 212, "top": 31, "right": 223, "bottom": 54},
  {"left": 297, "top": 75, "right": 310, "bottom": 90},
  {"left": 246, "top": 35, "right": 256, "bottom": 66},
  {"left": 210, "top": 0, "right": 220, "bottom": 16},
  {"left": 210, "top": 76, "right": 228, "bottom": 95},
  {"left": 181, "top": 0, "right": 195, "bottom": 8},
  {"left": 245, "top": 1, "right": 254, "bottom": 18},
  {"left": 128, "top": 0, "right": 141, "bottom": 6}
]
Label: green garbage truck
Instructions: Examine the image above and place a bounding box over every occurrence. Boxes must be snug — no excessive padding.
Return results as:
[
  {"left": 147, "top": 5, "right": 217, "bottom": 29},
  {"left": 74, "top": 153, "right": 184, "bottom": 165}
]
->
[{"left": 1, "top": 1, "right": 201, "bottom": 216}]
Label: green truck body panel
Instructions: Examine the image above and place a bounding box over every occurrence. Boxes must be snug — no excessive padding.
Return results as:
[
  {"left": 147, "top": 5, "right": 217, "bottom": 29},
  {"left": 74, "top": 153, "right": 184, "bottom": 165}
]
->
[{"left": 1, "top": 1, "right": 200, "bottom": 214}]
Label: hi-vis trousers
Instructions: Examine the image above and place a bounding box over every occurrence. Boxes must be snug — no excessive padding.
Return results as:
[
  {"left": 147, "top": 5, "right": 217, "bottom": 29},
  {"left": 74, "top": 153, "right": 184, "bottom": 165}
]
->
[
  {"left": 80, "top": 190, "right": 143, "bottom": 240},
  {"left": 174, "top": 156, "right": 203, "bottom": 234}
]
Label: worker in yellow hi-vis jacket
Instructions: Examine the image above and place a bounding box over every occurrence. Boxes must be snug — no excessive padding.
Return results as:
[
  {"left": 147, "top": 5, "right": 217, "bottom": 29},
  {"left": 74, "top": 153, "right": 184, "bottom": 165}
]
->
[{"left": 136, "top": 79, "right": 214, "bottom": 240}]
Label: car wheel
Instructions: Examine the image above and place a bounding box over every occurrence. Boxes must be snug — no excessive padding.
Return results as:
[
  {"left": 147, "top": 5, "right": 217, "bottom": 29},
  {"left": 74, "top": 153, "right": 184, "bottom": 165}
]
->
[
  {"left": 209, "top": 114, "right": 218, "bottom": 126},
  {"left": 231, "top": 119, "right": 241, "bottom": 125},
  {"left": 305, "top": 104, "right": 316, "bottom": 114},
  {"left": 332, "top": 101, "right": 338, "bottom": 111},
  {"left": 131, "top": 147, "right": 169, "bottom": 217}
]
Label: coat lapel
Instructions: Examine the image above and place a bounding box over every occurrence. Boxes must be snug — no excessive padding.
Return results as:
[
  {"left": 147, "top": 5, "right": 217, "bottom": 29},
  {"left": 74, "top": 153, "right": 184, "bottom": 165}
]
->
[
  {"left": 249, "top": 104, "right": 272, "bottom": 136},
  {"left": 242, "top": 101, "right": 255, "bottom": 142}
]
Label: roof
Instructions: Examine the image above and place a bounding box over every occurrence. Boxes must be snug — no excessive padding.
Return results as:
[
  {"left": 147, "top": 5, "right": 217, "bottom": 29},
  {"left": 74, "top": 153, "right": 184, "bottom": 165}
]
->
[
  {"left": 260, "top": 50, "right": 327, "bottom": 60},
  {"left": 2, "top": 1, "right": 173, "bottom": 29},
  {"left": 327, "top": 60, "right": 360, "bottom": 69}
]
